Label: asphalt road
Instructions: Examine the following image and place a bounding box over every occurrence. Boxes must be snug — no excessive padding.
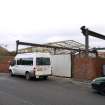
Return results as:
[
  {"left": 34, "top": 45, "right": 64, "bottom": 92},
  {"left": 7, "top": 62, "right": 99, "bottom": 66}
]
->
[{"left": 0, "top": 74, "right": 105, "bottom": 105}]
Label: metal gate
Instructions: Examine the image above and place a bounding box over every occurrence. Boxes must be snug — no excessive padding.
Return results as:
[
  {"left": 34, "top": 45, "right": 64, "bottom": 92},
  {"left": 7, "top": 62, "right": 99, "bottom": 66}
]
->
[{"left": 51, "top": 54, "right": 71, "bottom": 77}]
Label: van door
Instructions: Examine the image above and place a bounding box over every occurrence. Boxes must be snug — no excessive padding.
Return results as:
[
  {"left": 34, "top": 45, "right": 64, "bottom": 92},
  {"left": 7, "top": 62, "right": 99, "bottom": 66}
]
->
[
  {"left": 17, "top": 58, "right": 33, "bottom": 75},
  {"left": 15, "top": 59, "right": 22, "bottom": 75},
  {"left": 36, "top": 57, "right": 51, "bottom": 75}
]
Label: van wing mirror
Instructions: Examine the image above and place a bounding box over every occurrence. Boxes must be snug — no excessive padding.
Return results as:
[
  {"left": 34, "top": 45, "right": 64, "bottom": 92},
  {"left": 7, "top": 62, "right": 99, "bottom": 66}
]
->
[{"left": 9, "top": 60, "right": 16, "bottom": 66}]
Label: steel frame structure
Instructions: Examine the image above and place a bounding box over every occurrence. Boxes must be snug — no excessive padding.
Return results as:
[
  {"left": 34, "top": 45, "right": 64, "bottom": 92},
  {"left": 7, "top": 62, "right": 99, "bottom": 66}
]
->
[
  {"left": 16, "top": 40, "right": 85, "bottom": 54},
  {"left": 81, "top": 26, "right": 105, "bottom": 55}
]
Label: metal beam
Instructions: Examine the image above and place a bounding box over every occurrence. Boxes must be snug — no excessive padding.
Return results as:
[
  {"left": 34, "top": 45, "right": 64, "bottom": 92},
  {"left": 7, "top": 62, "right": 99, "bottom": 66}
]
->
[
  {"left": 85, "top": 29, "right": 89, "bottom": 55},
  {"left": 93, "top": 48, "right": 105, "bottom": 50},
  {"left": 81, "top": 26, "right": 105, "bottom": 40},
  {"left": 16, "top": 40, "right": 19, "bottom": 54},
  {"left": 81, "top": 26, "right": 105, "bottom": 56},
  {"left": 16, "top": 40, "right": 86, "bottom": 54}
]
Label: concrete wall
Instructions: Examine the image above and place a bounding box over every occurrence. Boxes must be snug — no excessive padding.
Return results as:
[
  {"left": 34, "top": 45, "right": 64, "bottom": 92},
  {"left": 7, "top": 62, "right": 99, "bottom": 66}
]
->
[{"left": 73, "top": 55, "right": 105, "bottom": 80}]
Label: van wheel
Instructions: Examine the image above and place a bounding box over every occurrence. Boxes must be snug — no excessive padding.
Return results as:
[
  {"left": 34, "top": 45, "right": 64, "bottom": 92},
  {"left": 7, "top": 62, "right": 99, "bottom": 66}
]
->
[
  {"left": 43, "top": 76, "right": 48, "bottom": 80},
  {"left": 100, "top": 87, "right": 105, "bottom": 95},
  {"left": 9, "top": 70, "right": 13, "bottom": 77},
  {"left": 25, "top": 72, "right": 31, "bottom": 80}
]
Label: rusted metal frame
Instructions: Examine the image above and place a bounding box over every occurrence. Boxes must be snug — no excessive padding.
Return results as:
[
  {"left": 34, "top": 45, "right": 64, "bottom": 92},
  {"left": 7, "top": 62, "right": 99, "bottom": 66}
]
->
[
  {"left": 81, "top": 26, "right": 105, "bottom": 40},
  {"left": 64, "top": 41, "right": 84, "bottom": 49},
  {"left": 85, "top": 29, "right": 89, "bottom": 56},
  {"left": 16, "top": 40, "right": 85, "bottom": 54},
  {"left": 81, "top": 26, "right": 105, "bottom": 56}
]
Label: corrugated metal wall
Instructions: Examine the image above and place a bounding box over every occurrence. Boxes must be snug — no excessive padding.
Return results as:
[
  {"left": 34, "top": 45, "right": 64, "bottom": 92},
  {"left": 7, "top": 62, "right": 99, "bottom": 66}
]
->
[{"left": 51, "top": 54, "right": 71, "bottom": 77}]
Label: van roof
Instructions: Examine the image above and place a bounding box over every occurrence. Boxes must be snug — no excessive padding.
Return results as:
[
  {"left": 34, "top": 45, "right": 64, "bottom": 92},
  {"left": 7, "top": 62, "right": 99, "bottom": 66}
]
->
[{"left": 15, "top": 52, "right": 51, "bottom": 59}]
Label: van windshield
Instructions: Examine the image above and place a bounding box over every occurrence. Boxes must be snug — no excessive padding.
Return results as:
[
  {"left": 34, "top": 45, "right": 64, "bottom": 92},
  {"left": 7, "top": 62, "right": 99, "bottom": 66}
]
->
[{"left": 36, "top": 57, "right": 50, "bottom": 65}]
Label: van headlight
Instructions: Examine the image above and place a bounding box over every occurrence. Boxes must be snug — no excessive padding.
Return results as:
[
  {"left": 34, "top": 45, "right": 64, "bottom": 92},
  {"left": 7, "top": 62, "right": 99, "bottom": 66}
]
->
[{"left": 92, "top": 79, "right": 96, "bottom": 82}]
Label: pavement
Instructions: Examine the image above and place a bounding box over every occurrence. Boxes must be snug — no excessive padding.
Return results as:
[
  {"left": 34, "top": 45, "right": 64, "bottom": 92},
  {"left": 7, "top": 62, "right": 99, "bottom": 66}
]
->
[
  {"left": 0, "top": 73, "right": 105, "bottom": 105},
  {"left": 49, "top": 76, "right": 91, "bottom": 88}
]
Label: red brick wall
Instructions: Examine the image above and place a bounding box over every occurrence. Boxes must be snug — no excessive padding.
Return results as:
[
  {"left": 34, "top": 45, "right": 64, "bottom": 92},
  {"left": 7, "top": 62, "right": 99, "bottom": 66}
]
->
[
  {"left": 73, "top": 55, "right": 105, "bottom": 80},
  {"left": 0, "top": 63, "right": 10, "bottom": 73},
  {"left": 0, "top": 56, "right": 14, "bottom": 73}
]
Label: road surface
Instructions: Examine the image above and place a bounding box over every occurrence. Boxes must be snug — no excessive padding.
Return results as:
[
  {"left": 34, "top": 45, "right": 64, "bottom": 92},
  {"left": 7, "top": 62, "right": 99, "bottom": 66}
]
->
[{"left": 0, "top": 74, "right": 104, "bottom": 105}]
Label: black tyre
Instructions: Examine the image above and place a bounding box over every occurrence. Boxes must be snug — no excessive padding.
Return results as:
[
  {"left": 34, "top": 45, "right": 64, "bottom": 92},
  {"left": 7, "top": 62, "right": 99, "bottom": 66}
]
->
[
  {"left": 100, "top": 88, "right": 105, "bottom": 95},
  {"left": 25, "top": 72, "right": 31, "bottom": 80},
  {"left": 43, "top": 76, "right": 48, "bottom": 80}
]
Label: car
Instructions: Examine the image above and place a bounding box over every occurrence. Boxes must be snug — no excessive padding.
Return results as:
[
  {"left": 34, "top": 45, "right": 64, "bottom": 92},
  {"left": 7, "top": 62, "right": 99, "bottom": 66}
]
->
[{"left": 91, "top": 77, "right": 105, "bottom": 95}]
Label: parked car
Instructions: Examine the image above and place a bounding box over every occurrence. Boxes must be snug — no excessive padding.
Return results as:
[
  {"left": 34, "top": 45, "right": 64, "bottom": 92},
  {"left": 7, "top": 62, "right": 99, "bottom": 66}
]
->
[
  {"left": 9, "top": 52, "right": 52, "bottom": 80},
  {"left": 91, "top": 77, "right": 105, "bottom": 95}
]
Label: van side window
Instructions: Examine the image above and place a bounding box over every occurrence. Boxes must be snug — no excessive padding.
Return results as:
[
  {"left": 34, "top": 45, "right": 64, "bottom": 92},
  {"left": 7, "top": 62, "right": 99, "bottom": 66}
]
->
[
  {"left": 17, "top": 59, "right": 22, "bottom": 65},
  {"left": 17, "top": 58, "right": 33, "bottom": 65}
]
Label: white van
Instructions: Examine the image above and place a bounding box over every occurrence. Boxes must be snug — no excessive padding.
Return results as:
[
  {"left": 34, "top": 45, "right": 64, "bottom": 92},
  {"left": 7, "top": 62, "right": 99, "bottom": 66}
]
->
[{"left": 9, "top": 52, "right": 52, "bottom": 80}]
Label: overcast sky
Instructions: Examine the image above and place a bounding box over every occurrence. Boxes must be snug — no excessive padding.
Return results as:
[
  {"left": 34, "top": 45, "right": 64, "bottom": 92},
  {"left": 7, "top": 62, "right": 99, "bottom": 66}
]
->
[{"left": 0, "top": 0, "right": 105, "bottom": 51}]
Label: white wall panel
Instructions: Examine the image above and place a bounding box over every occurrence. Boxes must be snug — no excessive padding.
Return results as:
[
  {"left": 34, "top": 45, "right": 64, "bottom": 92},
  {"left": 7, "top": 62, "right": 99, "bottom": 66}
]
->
[{"left": 51, "top": 54, "right": 71, "bottom": 77}]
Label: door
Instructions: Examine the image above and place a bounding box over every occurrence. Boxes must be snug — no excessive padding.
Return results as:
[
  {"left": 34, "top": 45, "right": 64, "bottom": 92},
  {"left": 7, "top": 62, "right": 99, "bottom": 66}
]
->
[
  {"left": 36, "top": 57, "right": 51, "bottom": 75},
  {"left": 16, "top": 58, "right": 33, "bottom": 75}
]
